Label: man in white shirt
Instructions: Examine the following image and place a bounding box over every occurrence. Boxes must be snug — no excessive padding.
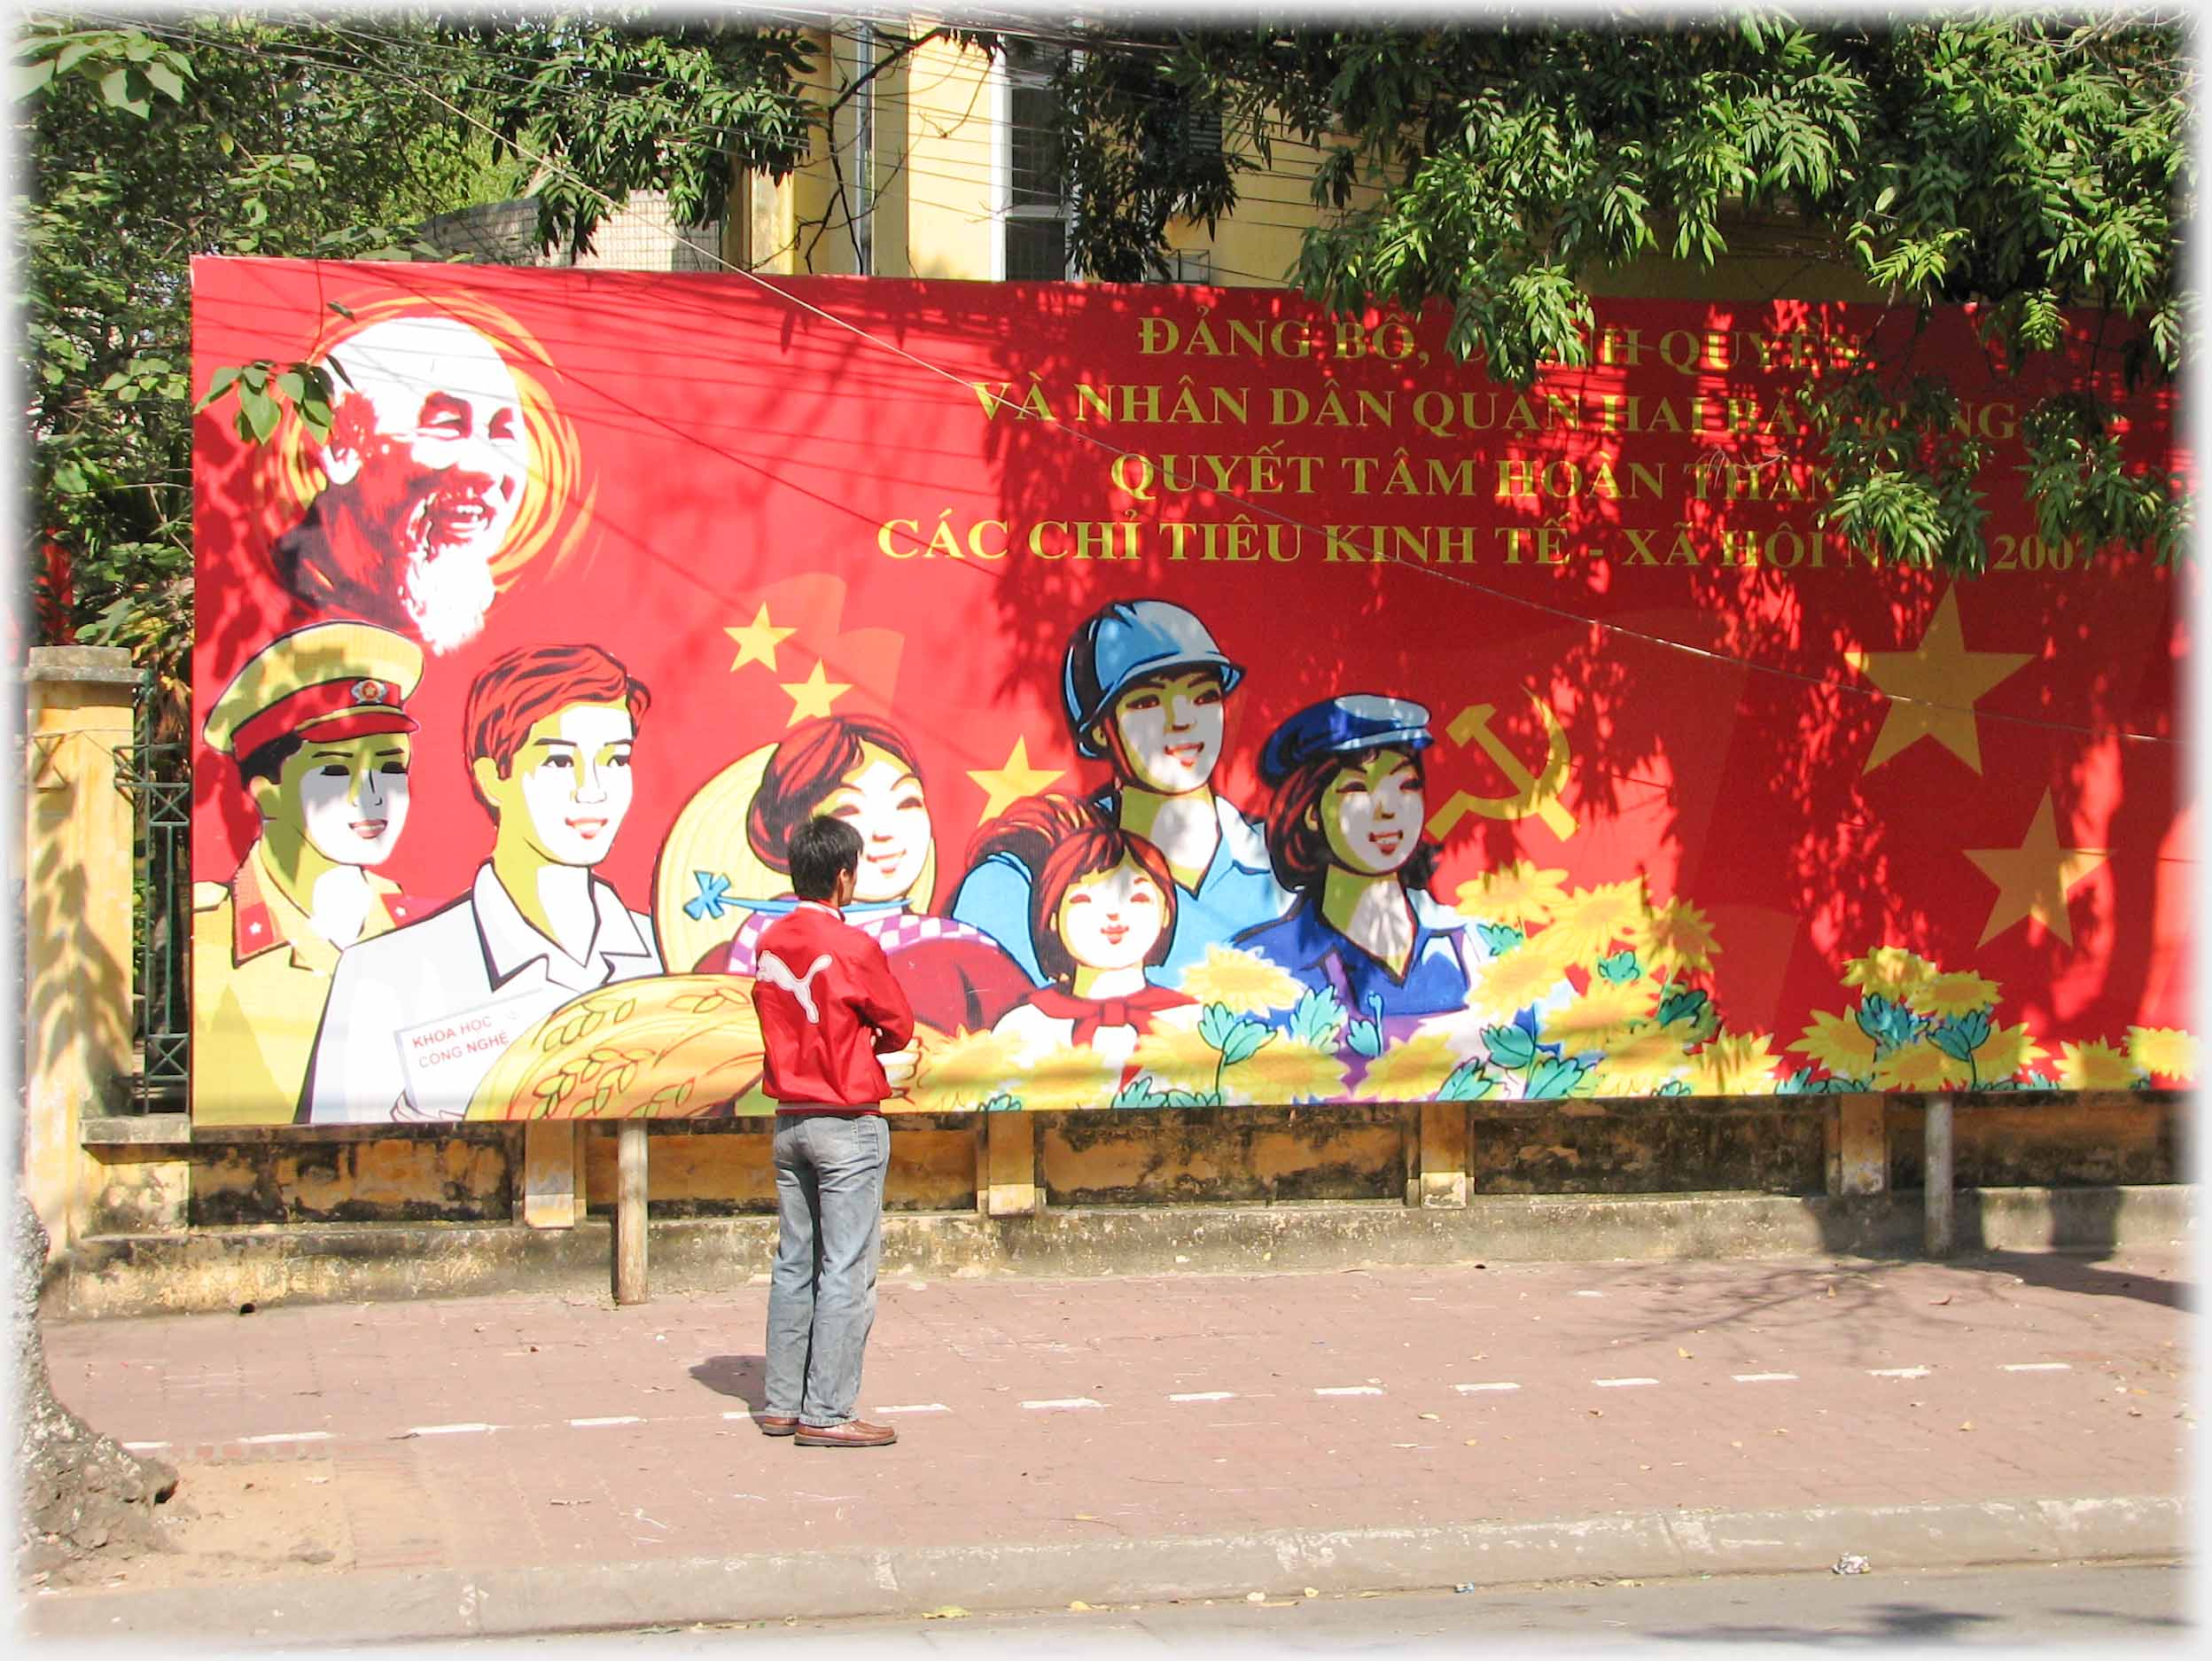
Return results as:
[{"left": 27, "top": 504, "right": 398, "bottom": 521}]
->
[{"left": 302, "top": 643, "right": 661, "bottom": 1123}]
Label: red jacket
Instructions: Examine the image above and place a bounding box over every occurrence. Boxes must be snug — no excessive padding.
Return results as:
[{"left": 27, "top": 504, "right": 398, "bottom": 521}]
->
[{"left": 752, "top": 901, "right": 915, "bottom": 1112}]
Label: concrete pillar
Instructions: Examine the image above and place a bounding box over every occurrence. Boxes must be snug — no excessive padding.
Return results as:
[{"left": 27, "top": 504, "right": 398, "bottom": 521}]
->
[
  {"left": 985, "top": 1111, "right": 1039, "bottom": 1216},
  {"left": 614, "top": 1120, "right": 649, "bottom": 1304},
  {"left": 1419, "top": 1101, "right": 1469, "bottom": 1208},
  {"left": 19, "top": 647, "right": 140, "bottom": 1250},
  {"left": 518, "top": 1121, "right": 582, "bottom": 1228},
  {"left": 1830, "top": 1095, "right": 1888, "bottom": 1197},
  {"left": 1924, "top": 1096, "right": 1955, "bottom": 1257}
]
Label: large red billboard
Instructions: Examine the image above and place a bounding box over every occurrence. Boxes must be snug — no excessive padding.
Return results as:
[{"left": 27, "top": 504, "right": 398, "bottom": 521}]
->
[{"left": 189, "top": 257, "right": 2191, "bottom": 1126}]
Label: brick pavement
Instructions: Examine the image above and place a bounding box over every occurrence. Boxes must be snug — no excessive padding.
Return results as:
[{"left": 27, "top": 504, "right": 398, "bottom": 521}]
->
[{"left": 39, "top": 1246, "right": 2192, "bottom": 1585}]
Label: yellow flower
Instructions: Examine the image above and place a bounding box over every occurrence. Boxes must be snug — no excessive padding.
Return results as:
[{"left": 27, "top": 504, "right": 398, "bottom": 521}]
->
[
  {"left": 1542, "top": 879, "right": 1648, "bottom": 963},
  {"left": 2127, "top": 1026, "right": 2196, "bottom": 1082},
  {"left": 1978, "top": 1021, "right": 2049, "bottom": 1084},
  {"left": 1842, "top": 947, "right": 1940, "bottom": 1001},
  {"left": 1686, "top": 1031, "right": 1784, "bottom": 1096},
  {"left": 1352, "top": 1035, "right": 1466, "bottom": 1103},
  {"left": 1238, "top": 1040, "right": 1350, "bottom": 1104},
  {"left": 1128, "top": 1021, "right": 1229, "bottom": 1095},
  {"left": 1789, "top": 1010, "right": 1879, "bottom": 1079},
  {"left": 1906, "top": 971, "right": 2003, "bottom": 1019},
  {"left": 1467, "top": 940, "right": 1576, "bottom": 1018},
  {"left": 1174, "top": 946, "right": 1306, "bottom": 1015},
  {"left": 906, "top": 1028, "right": 1025, "bottom": 1112},
  {"left": 1453, "top": 861, "right": 1571, "bottom": 928},
  {"left": 1872, "top": 1040, "right": 1969, "bottom": 1091},
  {"left": 1587, "top": 1026, "right": 1691, "bottom": 1094},
  {"left": 2054, "top": 1039, "right": 2138, "bottom": 1091},
  {"left": 1014, "top": 1044, "right": 1129, "bottom": 1114},
  {"left": 1626, "top": 897, "right": 1720, "bottom": 977},
  {"left": 1539, "top": 979, "right": 1659, "bottom": 1049}
]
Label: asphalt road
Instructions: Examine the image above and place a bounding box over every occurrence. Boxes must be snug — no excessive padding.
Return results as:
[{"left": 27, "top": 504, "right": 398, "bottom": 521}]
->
[{"left": 478, "top": 1561, "right": 2191, "bottom": 1652}]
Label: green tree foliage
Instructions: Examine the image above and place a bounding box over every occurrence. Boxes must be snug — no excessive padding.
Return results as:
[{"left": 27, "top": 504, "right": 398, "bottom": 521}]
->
[
  {"left": 20, "top": 8, "right": 2190, "bottom": 698},
  {"left": 16, "top": 8, "right": 823, "bottom": 688},
  {"left": 18, "top": 14, "right": 520, "bottom": 691},
  {"left": 1048, "top": 11, "right": 2191, "bottom": 571}
]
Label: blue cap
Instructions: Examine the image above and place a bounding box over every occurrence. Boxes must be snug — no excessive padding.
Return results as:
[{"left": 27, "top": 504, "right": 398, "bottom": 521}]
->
[
  {"left": 1063, "top": 600, "right": 1244, "bottom": 758},
  {"left": 1258, "top": 694, "right": 1433, "bottom": 786}
]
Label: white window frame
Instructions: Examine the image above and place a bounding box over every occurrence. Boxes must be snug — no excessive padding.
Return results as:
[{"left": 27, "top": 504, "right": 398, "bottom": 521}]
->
[{"left": 992, "top": 39, "right": 1078, "bottom": 282}]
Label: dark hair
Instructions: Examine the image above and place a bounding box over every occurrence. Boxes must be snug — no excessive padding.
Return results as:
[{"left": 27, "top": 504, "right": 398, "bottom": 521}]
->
[
  {"left": 788, "top": 814, "right": 863, "bottom": 901},
  {"left": 1264, "top": 745, "right": 1439, "bottom": 898},
  {"left": 748, "top": 716, "right": 922, "bottom": 873},
  {"left": 463, "top": 643, "right": 650, "bottom": 815},
  {"left": 970, "top": 793, "right": 1178, "bottom": 984},
  {"left": 237, "top": 732, "right": 305, "bottom": 792}
]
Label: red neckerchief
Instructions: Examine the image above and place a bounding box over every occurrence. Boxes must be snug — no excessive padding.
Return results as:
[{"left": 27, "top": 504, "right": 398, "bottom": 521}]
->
[{"left": 1024, "top": 983, "right": 1195, "bottom": 1046}]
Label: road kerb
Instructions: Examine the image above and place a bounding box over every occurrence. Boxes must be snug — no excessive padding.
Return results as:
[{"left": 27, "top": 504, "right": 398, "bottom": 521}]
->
[{"left": 19, "top": 1493, "right": 2186, "bottom": 1644}]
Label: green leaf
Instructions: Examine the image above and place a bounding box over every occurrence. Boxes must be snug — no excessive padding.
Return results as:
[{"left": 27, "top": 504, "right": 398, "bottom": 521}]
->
[
  {"left": 1289, "top": 987, "right": 1347, "bottom": 1049},
  {"left": 1524, "top": 1055, "right": 1590, "bottom": 1100},
  {"left": 237, "top": 383, "right": 280, "bottom": 443},
  {"left": 1217, "top": 1018, "right": 1276, "bottom": 1068},
  {"left": 97, "top": 66, "right": 147, "bottom": 117},
  {"left": 192, "top": 367, "right": 242, "bottom": 413},
  {"left": 1484, "top": 1024, "right": 1537, "bottom": 1070},
  {"left": 144, "top": 60, "right": 184, "bottom": 102},
  {"left": 1436, "top": 1061, "right": 1499, "bottom": 1102}
]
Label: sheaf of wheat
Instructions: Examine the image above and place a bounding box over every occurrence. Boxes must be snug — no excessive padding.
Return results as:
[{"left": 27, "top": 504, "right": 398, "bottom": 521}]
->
[{"left": 465, "top": 974, "right": 767, "bottom": 1120}]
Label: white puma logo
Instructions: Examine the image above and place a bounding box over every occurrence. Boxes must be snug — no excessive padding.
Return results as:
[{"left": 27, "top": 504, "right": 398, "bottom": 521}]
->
[{"left": 757, "top": 950, "right": 834, "bottom": 1024}]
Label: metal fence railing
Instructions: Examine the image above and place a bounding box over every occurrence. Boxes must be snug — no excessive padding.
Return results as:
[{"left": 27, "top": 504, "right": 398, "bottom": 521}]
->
[{"left": 115, "top": 671, "right": 190, "bottom": 1113}]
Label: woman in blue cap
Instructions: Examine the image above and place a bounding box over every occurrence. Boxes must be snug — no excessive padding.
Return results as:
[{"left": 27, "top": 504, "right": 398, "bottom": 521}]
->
[
  {"left": 1231, "top": 694, "right": 1487, "bottom": 1037},
  {"left": 952, "top": 598, "right": 1289, "bottom": 986}
]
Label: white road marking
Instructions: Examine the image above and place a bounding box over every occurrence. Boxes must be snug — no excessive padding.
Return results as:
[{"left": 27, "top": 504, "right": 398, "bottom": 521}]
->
[
  {"left": 1020, "top": 1397, "right": 1102, "bottom": 1410},
  {"left": 2002, "top": 1362, "right": 2073, "bottom": 1373},
  {"left": 121, "top": 1441, "right": 168, "bottom": 1452},
  {"left": 1454, "top": 1382, "right": 1522, "bottom": 1393},
  {"left": 408, "top": 1422, "right": 495, "bottom": 1436},
  {"left": 238, "top": 1431, "right": 333, "bottom": 1445},
  {"left": 1315, "top": 1385, "right": 1385, "bottom": 1397},
  {"left": 1573, "top": 1291, "right": 1606, "bottom": 1298},
  {"left": 1169, "top": 1392, "right": 1237, "bottom": 1402},
  {"left": 1593, "top": 1377, "right": 1659, "bottom": 1388},
  {"left": 1870, "top": 1367, "right": 1933, "bottom": 1379},
  {"left": 876, "top": 1404, "right": 951, "bottom": 1415},
  {"left": 569, "top": 1415, "right": 643, "bottom": 1428},
  {"left": 1732, "top": 1373, "right": 1799, "bottom": 1384}
]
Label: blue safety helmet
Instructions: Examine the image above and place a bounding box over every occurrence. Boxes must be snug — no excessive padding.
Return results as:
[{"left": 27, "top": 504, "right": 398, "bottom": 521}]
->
[
  {"left": 1258, "top": 694, "right": 1433, "bottom": 787},
  {"left": 1062, "top": 599, "right": 1245, "bottom": 758}
]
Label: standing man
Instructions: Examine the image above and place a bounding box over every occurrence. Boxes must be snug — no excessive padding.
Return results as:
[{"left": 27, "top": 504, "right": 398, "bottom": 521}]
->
[
  {"left": 194, "top": 623, "right": 430, "bottom": 1125},
  {"left": 752, "top": 816, "right": 916, "bottom": 1449}
]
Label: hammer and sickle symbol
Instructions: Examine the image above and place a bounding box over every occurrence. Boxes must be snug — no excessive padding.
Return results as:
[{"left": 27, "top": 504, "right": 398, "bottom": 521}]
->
[{"left": 1424, "top": 690, "right": 1578, "bottom": 841}]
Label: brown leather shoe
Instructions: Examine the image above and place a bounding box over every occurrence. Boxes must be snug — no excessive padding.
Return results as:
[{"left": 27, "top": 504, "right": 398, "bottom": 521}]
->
[
  {"left": 793, "top": 1418, "right": 898, "bottom": 1447},
  {"left": 757, "top": 1414, "right": 799, "bottom": 1437}
]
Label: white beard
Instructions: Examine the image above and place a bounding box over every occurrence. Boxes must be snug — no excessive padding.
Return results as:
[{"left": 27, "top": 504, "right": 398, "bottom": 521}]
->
[{"left": 398, "top": 547, "right": 495, "bottom": 654}]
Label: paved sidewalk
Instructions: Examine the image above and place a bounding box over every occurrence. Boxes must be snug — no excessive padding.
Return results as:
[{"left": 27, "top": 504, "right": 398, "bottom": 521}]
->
[{"left": 23, "top": 1245, "right": 2193, "bottom": 1642}]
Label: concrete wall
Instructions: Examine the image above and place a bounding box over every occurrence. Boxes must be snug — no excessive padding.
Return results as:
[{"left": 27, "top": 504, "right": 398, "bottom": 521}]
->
[{"left": 76, "top": 1091, "right": 2187, "bottom": 1231}]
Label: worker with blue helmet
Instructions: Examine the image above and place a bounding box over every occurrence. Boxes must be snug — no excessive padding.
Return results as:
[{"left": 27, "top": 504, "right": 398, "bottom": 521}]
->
[{"left": 952, "top": 598, "right": 1290, "bottom": 986}]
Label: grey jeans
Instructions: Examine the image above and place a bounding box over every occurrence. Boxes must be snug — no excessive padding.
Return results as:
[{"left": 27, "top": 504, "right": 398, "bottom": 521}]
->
[{"left": 765, "top": 1111, "right": 890, "bottom": 1427}]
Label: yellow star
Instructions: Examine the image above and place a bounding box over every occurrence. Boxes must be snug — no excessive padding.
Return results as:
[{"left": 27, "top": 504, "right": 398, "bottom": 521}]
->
[
  {"left": 725, "top": 604, "right": 796, "bottom": 673},
  {"left": 780, "top": 659, "right": 851, "bottom": 725},
  {"left": 1843, "top": 586, "right": 2033, "bottom": 774},
  {"left": 1965, "top": 792, "right": 2108, "bottom": 946},
  {"left": 968, "top": 736, "right": 1064, "bottom": 824}
]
